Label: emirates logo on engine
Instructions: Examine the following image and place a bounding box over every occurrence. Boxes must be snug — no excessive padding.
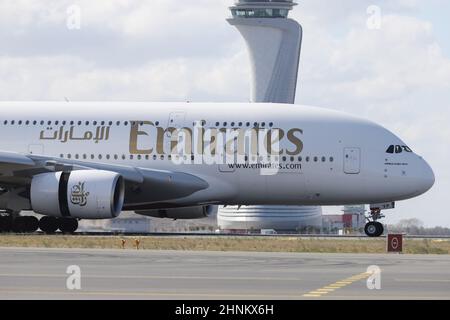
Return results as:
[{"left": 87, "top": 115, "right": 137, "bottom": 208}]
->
[{"left": 70, "top": 182, "right": 90, "bottom": 207}]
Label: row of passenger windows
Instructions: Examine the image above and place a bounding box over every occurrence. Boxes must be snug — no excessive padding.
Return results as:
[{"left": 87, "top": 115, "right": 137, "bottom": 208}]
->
[
  {"left": 212, "top": 121, "right": 274, "bottom": 128},
  {"left": 1, "top": 120, "right": 273, "bottom": 128},
  {"left": 59, "top": 153, "right": 334, "bottom": 163},
  {"left": 2, "top": 120, "right": 160, "bottom": 126}
]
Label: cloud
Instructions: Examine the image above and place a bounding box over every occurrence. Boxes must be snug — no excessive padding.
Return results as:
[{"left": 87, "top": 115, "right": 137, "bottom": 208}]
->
[{"left": 0, "top": 51, "right": 249, "bottom": 102}]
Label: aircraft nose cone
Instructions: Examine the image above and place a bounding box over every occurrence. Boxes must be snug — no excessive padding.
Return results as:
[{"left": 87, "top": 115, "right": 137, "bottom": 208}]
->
[
  {"left": 421, "top": 159, "right": 435, "bottom": 193},
  {"left": 413, "top": 158, "right": 435, "bottom": 196}
]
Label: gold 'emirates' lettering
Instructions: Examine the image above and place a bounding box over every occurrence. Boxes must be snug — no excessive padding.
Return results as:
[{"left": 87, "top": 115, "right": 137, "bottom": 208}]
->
[
  {"left": 286, "top": 128, "right": 303, "bottom": 155},
  {"left": 128, "top": 121, "right": 304, "bottom": 158},
  {"left": 129, "top": 121, "right": 153, "bottom": 154}
]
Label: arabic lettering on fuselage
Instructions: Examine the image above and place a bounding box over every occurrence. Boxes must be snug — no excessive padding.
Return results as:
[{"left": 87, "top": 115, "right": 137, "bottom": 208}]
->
[{"left": 39, "top": 126, "right": 110, "bottom": 144}]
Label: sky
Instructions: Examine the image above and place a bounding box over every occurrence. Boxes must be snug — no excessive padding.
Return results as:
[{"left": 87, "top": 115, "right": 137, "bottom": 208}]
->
[{"left": 0, "top": 0, "right": 449, "bottom": 227}]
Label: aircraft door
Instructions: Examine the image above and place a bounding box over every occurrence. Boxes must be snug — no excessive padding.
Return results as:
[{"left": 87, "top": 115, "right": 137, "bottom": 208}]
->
[{"left": 344, "top": 147, "right": 361, "bottom": 174}]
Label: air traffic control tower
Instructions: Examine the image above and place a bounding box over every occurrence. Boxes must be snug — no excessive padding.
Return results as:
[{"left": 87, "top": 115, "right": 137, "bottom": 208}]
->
[
  {"left": 228, "top": 0, "right": 301, "bottom": 103},
  {"left": 217, "top": 0, "right": 322, "bottom": 232}
]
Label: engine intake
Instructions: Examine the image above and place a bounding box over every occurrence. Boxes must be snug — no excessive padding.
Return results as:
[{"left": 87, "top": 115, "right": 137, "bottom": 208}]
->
[{"left": 31, "top": 170, "right": 125, "bottom": 219}]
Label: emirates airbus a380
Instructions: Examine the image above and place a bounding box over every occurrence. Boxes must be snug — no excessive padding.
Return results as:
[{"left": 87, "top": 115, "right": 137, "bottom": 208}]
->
[{"left": 0, "top": 102, "right": 434, "bottom": 237}]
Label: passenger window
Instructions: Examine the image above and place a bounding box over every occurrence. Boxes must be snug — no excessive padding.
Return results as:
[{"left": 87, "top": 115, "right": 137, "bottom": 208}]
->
[{"left": 386, "top": 145, "right": 395, "bottom": 154}]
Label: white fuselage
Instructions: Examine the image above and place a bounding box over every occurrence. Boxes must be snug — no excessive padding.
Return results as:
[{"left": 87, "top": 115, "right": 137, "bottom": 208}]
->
[{"left": 0, "top": 102, "right": 435, "bottom": 210}]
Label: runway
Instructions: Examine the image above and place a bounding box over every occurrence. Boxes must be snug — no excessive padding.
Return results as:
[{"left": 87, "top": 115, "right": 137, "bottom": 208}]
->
[{"left": 0, "top": 247, "right": 449, "bottom": 300}]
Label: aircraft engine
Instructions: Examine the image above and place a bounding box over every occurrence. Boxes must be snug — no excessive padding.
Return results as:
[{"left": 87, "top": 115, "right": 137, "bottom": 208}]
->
[{"left": 30, "top": 170, "right": 125, "bottom": 219}]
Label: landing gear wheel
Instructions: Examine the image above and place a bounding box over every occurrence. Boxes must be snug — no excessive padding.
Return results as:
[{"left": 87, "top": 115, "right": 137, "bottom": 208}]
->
[
  {"left": 365, "top": 222, "right": 378, "bottom": 237},
  {"left": 0, "top": 216, "right": 12, "bottom": 233},
  {"left": 365, "top": 221, "right": 384, "bottom": 237},
  {"left": 12, "top": 217, "right": 26, "bottom": 233},
  {"left": 39, "top": 216, "right": 58, "bottom": 234},
  {"left": 22, "top": 216, "right": 39, "bottom": 233},
  {"left": 375, "top": 222, "right": 384, "bottom": 237},
  {"left": 58, "top": 218, "right": 78, "bottom": 234}
]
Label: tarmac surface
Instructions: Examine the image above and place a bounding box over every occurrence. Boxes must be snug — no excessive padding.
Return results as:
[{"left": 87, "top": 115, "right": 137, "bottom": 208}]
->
[{"left": 0, "top": 247, "right": 449, "bottom": 300}]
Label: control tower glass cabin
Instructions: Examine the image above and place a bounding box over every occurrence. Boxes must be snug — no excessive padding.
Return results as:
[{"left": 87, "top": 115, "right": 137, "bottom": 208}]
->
[{"left": 230, "top": 0, "right": 297, "bottom": 19}]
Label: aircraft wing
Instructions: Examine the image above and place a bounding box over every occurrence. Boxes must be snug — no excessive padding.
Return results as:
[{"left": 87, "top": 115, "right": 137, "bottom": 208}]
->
[{"left": 0, "top": 150, "right": 209, "bottom": 202}]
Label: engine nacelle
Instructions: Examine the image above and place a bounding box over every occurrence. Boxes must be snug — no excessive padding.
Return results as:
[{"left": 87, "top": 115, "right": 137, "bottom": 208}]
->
[
  {"left": 136, "top": 206, "right": 214, "bottom": 220},
  {"left": 31, "top": 170, "right": 125, "bottom": 219}
]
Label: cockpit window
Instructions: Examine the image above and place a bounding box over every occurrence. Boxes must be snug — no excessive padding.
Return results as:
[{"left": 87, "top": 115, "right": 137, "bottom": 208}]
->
[
  {"left": 386, "top": 145, "right": 413, "bottom": 154},
  {"left": 402, "top": 146, "right": 413, "bottom": 152}
]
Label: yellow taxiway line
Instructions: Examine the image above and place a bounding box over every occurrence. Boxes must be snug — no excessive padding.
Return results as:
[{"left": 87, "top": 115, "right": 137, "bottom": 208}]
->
[{"left": 302, "top": 272, "right": 372, "bottom": 298}]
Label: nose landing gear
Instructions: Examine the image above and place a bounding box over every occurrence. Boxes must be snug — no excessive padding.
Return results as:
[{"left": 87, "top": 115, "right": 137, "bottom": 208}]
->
[{"left": 364, "top": 208, "right": 385, "bottom": 237}]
